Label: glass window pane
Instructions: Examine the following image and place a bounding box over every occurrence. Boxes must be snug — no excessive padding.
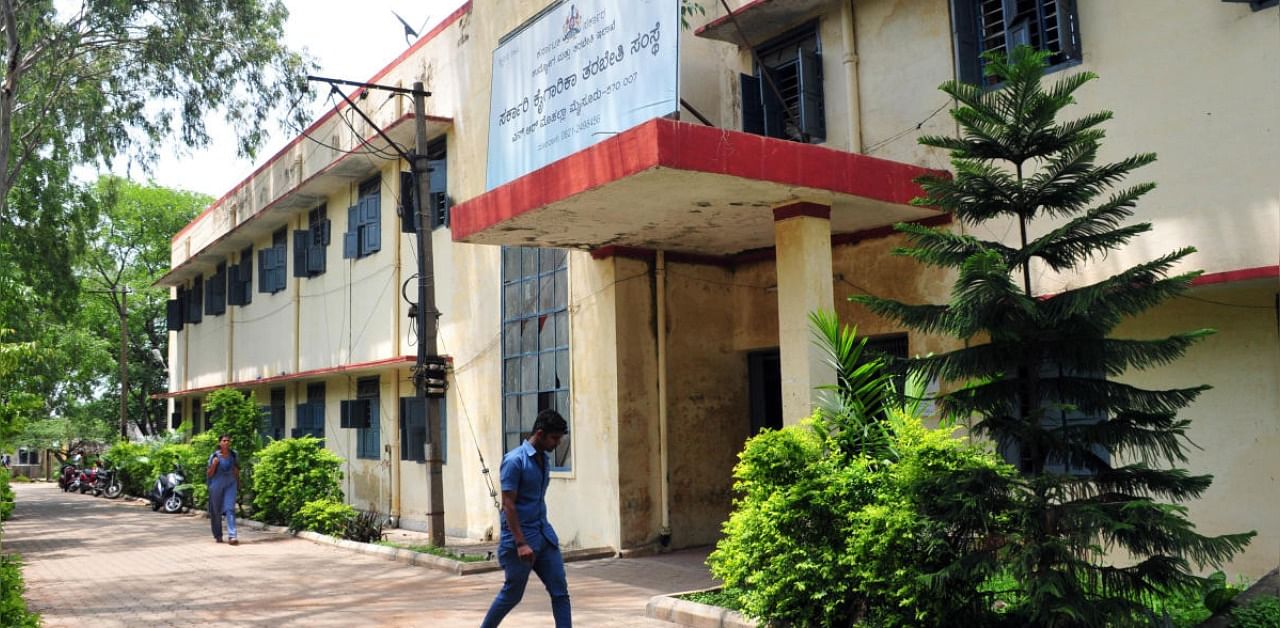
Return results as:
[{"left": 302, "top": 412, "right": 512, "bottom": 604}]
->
[
  {"left": 553, "top": 435, "right": 571, "bottom": 468},
  {"left": 505, "top": 396, "right": 519, "bottom": 432},
  {"left": 554, "top": 269, "right": 567, "bottom": 308},
  {"left": 522, "top": 247, "right": 538, "bottom": 278},
  {"left": 539, "top": 247, "right": 556, "bottom": 272},
  {"left": 555, "top": 311, "right": 568, "bottom": 348},
  {"left": 539, "top": 352, "right": 555, "bottom": 389},
  {"left": 521, "top": 355, "right": 538, "bottom": 391},
  {"left": 521, "top": 278, "right": 537, "bottom": 315},
  {"left": 503, "top": 322, "right": 520, "bottom": 355},
  {"left": 539, "top": 315, "right": 554, "bottom": 350},
  {"left": 521, "top": 319, "right": 538, "bottom": 353},
  {"left": 556, "top": 350, "right": 570, "bottom": 390},
  {"left": 521, "top": 394, "right": 538, "bottom": 433},
  {"left": 539, "top": 274, "right": 554, "bottom": 311},
  {"left": 504, "top": 358, "right": 521, "bottom": 393},
  {"left": 555, "top": 391, "right": 569, "bottom": 418},
  {"left": 503, "top": 283, "right": 519, "bottom": 320},
  {"left": 504, "top": 247, "right": 522, "bottom": 281},
  {"left": 549, "top": 248, "right": 567, "bottom": 270}
]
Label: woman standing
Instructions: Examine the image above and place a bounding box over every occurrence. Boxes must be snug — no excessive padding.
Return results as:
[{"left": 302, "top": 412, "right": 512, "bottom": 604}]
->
[{"left": 206, "top": 434, "right": 240, "bottom": 545}]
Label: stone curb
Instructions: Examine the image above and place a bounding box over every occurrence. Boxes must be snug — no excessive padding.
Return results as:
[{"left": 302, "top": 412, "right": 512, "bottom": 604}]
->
[
  {"left": 646, "top": 589, "right": 757, "bottom": 628},
  {"left": 291, "top": 531, "right": 618, "bottom": 576}
]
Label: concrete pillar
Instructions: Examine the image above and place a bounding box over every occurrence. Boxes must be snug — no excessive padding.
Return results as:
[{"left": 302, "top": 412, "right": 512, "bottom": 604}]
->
[{"left": 773, "top": 202, "right": 836, "bottom": 425}]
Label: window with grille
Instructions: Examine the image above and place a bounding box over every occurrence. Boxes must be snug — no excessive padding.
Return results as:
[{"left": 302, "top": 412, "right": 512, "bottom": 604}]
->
[
  {"left": 191, "top": 398, "right": 203, "bottom": 434},
  {"left": 500, "top": 246, "right": 571, "bottom": 471},
  {"left": 739, "top": 22, "right": 824, "bottom": 143},
  {"left": 260, "top": 387, "right": 285, "bottom": 441},
  {"left": 17, "top": 449, "right": 38, "bottom": 465},
  {"left": 356, "top": 376, "right": 381, "bottom": 459},
  {"left": 953, "top": 0, "right": 1082, "bottom": 87}
]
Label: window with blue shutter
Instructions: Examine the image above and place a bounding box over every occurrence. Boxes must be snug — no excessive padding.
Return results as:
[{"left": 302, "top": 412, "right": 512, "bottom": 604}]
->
[
  {"left": 952, "top": 0, "right": 1082, "bottom": 87},
  {"left": 166, "top": 297, "right": 184, "bottom": 331},
  {"left": 356, "top": 376, "right": 381, "bottom": 459},
  {"left": 739, "top": 22, "right": 824, "bottom": 143},
  {"left": 344, "top": 177, "right": 382, "bottom": 259},
  {"left": 258, "top": 229, "right": 288, "bottom": 293},
  {"left": 293, "top": 382, "right": 326, "bottom": 440},
  {"left": 189, "top": 277, "right": 203, "bottom": 323},
  {"left": 205, "top": 264, "right": 227, "bottom": 316},
  {"left": 999, "top": 360, "right": 1109, "bottom": 476}
]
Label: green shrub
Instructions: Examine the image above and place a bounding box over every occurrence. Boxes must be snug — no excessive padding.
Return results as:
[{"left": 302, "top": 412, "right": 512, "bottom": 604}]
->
[
  {"left": 709, "top": 412, "right": 1017, "bottom": 627},
  {"left": 205, "top": 387, "right": 266, "bottom": 511},
  {"left": 9, "top": 474, "right": 31, "bottom": 483},
  {"left": 0, "top": 555, "right": 40, "bottom": 627},
  {"left": 0, "top": 468, "right": 14, "bottom": 522},
  {"left": 291, "top": 498, "right": 355, "bottom": 536},
  {"left": 103, "top": 440, "right": 153, "bottom": 496},
  {"left": 1231, "top": 595, "right": 1280, "bottom": 628},
  {"left": 252, "top": 436, "right": 343, "bottom": 526}
]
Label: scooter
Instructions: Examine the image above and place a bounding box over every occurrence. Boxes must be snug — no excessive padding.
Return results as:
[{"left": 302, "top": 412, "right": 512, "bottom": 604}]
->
[
  {"left": 58, "top": 463, "right": 79, "bottom": 492},
  {"left": 147, "top": 465, "right": 191, "bottom": 514}
]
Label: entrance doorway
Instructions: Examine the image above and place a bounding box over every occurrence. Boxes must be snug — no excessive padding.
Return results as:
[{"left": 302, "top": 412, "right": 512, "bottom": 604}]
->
[{"left": 747, "top": 349, "right": 782, "bottom": 434}]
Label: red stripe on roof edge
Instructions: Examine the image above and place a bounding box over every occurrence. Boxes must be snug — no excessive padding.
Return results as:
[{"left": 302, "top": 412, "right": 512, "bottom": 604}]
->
[
  {"left": 173, "top": 2, "right": 473, "bottom": 243},
  {"left": 1192, "top": 265, "right": 1279, "bottom": 286}
]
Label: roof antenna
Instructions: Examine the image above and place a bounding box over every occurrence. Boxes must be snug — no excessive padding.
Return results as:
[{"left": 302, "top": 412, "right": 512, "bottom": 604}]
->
[{"left": 392, "top": 10, "right": 431, "bottom": 46}]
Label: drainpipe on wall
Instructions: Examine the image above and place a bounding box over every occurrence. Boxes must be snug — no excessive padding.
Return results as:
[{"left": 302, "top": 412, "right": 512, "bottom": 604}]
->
[
  {"left": 656, "top": 251, "right": 672, "bottom": 546},
  {"left": 841, "top": 0, "right": 864, "bottom": 152},
  {"left": 390, "top": 185, "right": 404, "bottom": 528}
]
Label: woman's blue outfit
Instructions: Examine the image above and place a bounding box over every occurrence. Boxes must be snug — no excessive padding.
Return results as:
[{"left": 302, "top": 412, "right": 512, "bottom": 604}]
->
[{"left": 207, "top": 450, "right": 238, "bottom": 542}]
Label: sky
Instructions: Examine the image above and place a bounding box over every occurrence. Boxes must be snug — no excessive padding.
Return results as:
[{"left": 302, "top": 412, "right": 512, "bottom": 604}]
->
[{"left": 104, "top": 0, "right": 467, "bottom": 199}]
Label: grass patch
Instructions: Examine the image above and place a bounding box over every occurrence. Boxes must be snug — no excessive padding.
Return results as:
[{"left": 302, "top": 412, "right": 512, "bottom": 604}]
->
[
  {"left": 376, "top": 540, "right": 491, "bottom": 563},
  {"left": 678, "top": 587, "right": 745, "bottom": 612},
  {"left": 9, "top": 475, "right": 33, "bottom": 483}
]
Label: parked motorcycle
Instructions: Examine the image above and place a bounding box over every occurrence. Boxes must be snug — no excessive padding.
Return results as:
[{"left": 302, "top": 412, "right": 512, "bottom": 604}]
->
[
  {"left": 58, "top": 463, "right": 79, "bottom": 492},
  {"left": 93, "top": 466, "right": 124, "bottom": 499},
  {"left": 74, "top": 466, "right": 101, "bottom": 494},
  {"left": 147, "top": 465, "right": 191, "bottom": 514}
]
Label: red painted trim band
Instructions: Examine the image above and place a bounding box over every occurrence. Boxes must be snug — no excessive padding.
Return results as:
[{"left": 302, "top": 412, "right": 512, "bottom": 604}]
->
[
  {"left": 773, "top": 202, "right": 831, "bottom": 222},
  {"left": 1192, "top": 265, "right": 1279, "bottom": 286},
  {"left": 154, "top": 356, "right": 418, "bottom": 399},
  {"left": 452, "top": 118, "right": 944, "bottom": 242}
]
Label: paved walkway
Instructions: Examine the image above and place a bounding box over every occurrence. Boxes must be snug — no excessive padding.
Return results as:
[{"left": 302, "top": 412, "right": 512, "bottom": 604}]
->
[{"left": 3, "top": 483, "right": 715, "bottom": 627}]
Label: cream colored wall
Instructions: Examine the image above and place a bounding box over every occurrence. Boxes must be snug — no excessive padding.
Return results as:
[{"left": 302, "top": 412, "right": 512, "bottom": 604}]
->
[
  {"left": 183, "top": 277, "right": 231, "bottom": 390},
  {"left": 231, "top": 232, "right": 296, "bottom": 382},
  {"left": 1114, "top": 283, "right": 1280, "bottom": 579}
]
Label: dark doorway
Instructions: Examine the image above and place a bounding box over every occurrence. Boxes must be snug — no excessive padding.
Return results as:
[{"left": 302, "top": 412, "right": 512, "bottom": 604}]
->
[{"left": 748, "top": 349, "right": 783, "bottom": 434}]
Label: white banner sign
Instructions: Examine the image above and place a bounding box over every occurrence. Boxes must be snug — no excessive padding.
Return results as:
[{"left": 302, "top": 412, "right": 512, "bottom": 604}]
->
[{"left": 486, "top": 0, "right": 679, "bottom": 190}]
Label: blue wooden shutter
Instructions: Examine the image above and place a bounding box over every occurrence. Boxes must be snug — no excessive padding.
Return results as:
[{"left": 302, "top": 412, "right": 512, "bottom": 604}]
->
[
  {"left": 293, "top": 231, "right": 309, "bottom": 277},
  {"left": 759, "top": 69, "right": 785, "bottom": 139},
  {"left": 740, "top": 74, "right": 764, "bottom": 135},
  {"left": 428, "top": 159, "right": 449, "bottom": 229},
  {"left": 797, "top": 48, "right": 825, "bottom": 141},
  {"left": 257, "top": 249, "right": 270, "bottom": 293},
  {"left": 362, "top": 196, "right": 381, "bottom": 255},
  {"left": 166, "top": 299, "right": 184, "bottom": 331},
  {"left": 343, "top": 205, "right": 359, "bottom": 258},
  {"left": 951, "top": 0, "right": 982, "bottom": 84}
]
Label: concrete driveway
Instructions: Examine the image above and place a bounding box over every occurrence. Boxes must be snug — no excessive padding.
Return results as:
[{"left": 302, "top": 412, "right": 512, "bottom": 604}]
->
[{"left": 3, "top": 483, "right": 714, "bottom": 627}]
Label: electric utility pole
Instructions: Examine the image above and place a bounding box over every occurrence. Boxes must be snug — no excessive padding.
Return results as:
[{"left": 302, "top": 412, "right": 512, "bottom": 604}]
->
[
  {"left": 305, "top": 74, "right": 446, "bottom": 546},
  {"left": 412, "top": 80, "right": 448, "bottom": 547}
]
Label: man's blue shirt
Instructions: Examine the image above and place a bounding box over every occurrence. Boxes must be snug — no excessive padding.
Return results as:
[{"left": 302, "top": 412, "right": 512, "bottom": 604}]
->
[{"left": 499, "top": 440, "right": 558, "bottom": 551}]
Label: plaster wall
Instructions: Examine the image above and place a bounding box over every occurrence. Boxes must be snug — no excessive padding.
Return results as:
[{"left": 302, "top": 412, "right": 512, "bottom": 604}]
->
[
  {"left": 1113, "top": 283, "right": 1280, "bottom": 579},
  {"left": 183, "top": 289, "right": 231, "bottom": 390},
  {"left": 230, "top": 229, "right": 296, "bottom": 382},
  {"left": 611, "top": 256, "right": 661, "bottom": 549}
]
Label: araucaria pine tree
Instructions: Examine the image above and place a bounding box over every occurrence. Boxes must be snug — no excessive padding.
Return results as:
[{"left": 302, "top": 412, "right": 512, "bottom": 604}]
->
[{"left": 854, "top": 47, "right": 1255, "bottom": 626}]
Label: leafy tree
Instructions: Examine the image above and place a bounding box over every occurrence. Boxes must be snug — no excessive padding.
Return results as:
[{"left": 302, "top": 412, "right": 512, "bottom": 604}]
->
[
  {"left": 0, "top": 0, "right": 312, "bottom": 219},
  {"left": 80, "top": 177, "right": 208, "bottom": 436},
  {"left": 853, "top": 47, "right": 1254, "bottom": 626}
]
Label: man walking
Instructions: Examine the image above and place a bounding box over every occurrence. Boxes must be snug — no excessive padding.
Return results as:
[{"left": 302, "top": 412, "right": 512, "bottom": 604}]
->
[{"left": 481, "top": 409, "right": 571, "bottom": 627}]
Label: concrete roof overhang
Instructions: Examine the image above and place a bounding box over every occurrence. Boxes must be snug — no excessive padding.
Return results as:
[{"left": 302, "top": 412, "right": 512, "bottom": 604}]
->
[
  {"left": 154, "top": 114, "right": 452, "bottom": 288},
  {"left": 153, "top": 356, "right": 419, "bottom": 399},
  {"left": 452, "top": 118, "right": 946, "bottom": 256},
  {"left": 694, "top": 0, "right": 829, "bottom": 47}
]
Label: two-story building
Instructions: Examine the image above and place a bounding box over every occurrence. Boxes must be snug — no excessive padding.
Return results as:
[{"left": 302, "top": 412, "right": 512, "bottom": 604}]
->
[{"left": 159, "top": 0, "right": 1278, "bottom": 578}]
